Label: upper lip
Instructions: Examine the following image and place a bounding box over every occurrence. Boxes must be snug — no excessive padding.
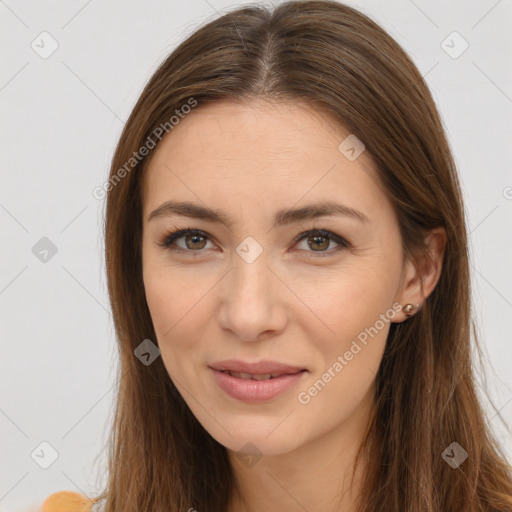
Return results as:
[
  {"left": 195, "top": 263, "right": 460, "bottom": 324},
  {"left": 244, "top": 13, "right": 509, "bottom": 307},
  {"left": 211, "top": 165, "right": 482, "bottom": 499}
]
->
[{"left": 209, "top": 359, "right": 307, "bottom": 375}]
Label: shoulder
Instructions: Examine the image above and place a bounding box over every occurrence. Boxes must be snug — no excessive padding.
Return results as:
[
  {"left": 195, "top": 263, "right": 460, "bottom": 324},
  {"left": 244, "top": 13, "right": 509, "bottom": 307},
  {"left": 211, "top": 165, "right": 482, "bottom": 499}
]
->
[{"left": 41, "top": 491, "right": 101, "bottom": 512}]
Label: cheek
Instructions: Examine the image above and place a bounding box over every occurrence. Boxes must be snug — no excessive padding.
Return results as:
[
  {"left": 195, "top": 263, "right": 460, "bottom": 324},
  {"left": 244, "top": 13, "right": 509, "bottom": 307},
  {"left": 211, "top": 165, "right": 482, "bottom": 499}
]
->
[
  {"left": 298, "top": 264, "right": 398, "bottom": 396},
  {"left": 143, "top": 272, "right": 175, "bottom": 336},
  {"left": 296, "top": 279, "right": 391, "bottom": 421},
  {"left": 300, "top": 263, "right": 397, "bottom": 338},
  {"left": 142, "top": 261, "right": 228, "bottom": 387},
  {"left": 143, "top": 274, "right": 199, "bottom": 383},
  {"left": 143, "top": 253, "right": 211, "bottom": 335},
  {"left": 313, "top": 293, "right": 391, "bottom": 376}
]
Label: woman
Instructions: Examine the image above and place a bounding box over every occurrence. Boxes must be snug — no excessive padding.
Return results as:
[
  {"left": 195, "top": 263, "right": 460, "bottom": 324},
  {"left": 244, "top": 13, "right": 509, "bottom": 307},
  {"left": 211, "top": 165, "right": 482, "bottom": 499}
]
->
[{"left": 42, "top": 1, "right": 512, "bottom": 510}]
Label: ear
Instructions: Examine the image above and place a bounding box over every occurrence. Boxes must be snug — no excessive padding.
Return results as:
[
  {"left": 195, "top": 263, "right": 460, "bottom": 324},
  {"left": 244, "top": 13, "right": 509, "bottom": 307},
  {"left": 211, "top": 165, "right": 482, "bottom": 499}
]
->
[{"left": 393, "top": 227, "right": 447, "bottom": 323}]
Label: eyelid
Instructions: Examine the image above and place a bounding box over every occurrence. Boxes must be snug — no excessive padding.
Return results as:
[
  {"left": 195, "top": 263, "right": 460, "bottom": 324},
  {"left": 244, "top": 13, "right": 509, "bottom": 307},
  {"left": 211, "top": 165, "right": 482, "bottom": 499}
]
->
[{"left": 159, "top": 227, "right": 350, "bottom": 256}]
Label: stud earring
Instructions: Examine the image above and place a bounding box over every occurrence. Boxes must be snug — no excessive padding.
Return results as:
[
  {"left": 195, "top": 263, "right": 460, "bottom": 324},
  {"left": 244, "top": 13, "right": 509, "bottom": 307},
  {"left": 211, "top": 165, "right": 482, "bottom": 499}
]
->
[{"left": 402, "top": 303, "right": 420, "bottom": 317}]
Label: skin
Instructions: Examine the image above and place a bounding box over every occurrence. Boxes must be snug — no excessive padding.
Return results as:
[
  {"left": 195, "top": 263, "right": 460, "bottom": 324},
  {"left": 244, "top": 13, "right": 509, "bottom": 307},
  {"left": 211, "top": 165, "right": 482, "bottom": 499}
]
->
[{"left": 141, "top": 99, "right": 446, "bottom": 512}]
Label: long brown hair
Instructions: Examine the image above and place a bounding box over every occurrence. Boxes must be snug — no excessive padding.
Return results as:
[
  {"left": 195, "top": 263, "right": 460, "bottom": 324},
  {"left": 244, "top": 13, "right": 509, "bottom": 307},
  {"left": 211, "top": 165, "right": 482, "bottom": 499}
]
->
[{"left": 98, "top": 1, "right": 512, "bottom": 510}]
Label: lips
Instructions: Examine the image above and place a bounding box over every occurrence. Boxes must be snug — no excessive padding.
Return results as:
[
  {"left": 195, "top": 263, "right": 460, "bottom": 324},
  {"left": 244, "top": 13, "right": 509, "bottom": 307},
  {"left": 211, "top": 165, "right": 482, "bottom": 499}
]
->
[
  {"left": 208, "top": 359, "right": 306, "bottom": 376},
  {"left": 219, "top": 370, "right": 287, "bottom": 380},
  {"left": 208, "top": 359, "right": 308, "bottom": 402}
]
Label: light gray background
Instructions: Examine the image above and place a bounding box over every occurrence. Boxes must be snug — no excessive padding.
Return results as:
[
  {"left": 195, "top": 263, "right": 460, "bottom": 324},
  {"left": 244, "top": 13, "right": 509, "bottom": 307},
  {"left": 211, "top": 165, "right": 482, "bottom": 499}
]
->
[{"left": 1, "top": 1, "right": 511, "bottom": 510}]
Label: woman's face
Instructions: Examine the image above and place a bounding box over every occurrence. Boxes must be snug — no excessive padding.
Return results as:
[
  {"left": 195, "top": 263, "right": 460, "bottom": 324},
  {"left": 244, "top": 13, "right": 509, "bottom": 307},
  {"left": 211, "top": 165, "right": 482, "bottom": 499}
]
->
[{"left": 141, "top": 99, "right": 412, "bottom": 456}]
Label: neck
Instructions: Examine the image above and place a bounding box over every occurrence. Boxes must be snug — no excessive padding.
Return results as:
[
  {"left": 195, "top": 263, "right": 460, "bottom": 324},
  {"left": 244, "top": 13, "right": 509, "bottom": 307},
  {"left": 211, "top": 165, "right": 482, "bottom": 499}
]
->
[{"left": 227, "top": 386, "right": 375, "bottom": 512}]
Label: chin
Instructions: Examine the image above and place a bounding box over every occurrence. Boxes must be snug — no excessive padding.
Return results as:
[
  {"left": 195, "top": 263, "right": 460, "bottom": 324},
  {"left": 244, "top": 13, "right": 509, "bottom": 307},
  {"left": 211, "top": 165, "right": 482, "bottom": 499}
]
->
[{"left": 205, "top": 417, "right": 305, "bottom": 457}]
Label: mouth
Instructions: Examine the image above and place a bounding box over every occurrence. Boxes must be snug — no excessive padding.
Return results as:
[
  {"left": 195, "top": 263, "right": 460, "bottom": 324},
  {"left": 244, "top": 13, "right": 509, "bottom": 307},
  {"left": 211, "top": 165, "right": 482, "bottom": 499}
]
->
[
  {"left": 218, "top": 370, "right": 304, "bottom": 380},
  {"left": 208, "top": 359, "right": 307, "bottom": 375},
  {"left": 209, "top": 362, "right": 308, "bottom": 402}
]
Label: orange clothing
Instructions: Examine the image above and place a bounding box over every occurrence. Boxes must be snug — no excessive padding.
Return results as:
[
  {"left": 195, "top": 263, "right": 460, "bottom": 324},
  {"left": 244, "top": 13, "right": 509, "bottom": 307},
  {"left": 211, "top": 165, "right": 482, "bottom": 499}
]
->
[{"left": 41, "top": 491, "right": 99, "bottom": 512}]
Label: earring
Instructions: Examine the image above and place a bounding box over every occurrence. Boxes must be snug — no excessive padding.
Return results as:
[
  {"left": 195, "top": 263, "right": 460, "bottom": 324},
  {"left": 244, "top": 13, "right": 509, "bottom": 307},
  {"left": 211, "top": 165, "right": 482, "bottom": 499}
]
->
[{"left": 402, "top": 303, "right": 420, "bottom": 317}]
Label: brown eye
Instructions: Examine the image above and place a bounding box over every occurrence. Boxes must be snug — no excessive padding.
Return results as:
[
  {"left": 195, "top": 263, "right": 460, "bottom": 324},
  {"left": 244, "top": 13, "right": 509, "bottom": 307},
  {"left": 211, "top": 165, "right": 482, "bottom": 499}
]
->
[
  {"left": 160, "top": 227, "right": 349, "bottom": 258},
  {"left": 307, "top": 234, "right": 330, "bottom": 251},
  {"left": 184, "top": 233, "right": 207, "bottom": 250},
  {"left": 160, "top": 228, "right": 214, "bottom": 253},
  {"left": 294, "top": 229, "right": 349, "bottom": 256}
]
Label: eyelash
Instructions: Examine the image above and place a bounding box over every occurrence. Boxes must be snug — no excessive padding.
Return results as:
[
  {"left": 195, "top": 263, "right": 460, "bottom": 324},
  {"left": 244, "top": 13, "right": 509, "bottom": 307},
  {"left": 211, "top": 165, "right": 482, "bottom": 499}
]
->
[{"left": 157, "top": 227, "right": 350, "bottom": 258}]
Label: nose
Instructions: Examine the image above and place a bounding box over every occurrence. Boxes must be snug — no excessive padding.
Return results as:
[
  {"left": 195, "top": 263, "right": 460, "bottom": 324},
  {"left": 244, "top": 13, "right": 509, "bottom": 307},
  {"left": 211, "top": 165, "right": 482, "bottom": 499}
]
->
[{"left": 217, "top": 250, "right": 288, "bottom": 342}]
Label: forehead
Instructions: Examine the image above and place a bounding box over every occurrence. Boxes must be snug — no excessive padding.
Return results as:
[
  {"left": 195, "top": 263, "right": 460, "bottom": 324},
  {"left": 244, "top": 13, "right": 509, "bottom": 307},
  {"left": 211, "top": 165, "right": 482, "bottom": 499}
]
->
[
  {"left": 141, "top": 99, "right": 384, "bottom": 218},
  {"left": 147, "top": 98, "right": 356, "bottom": 163}
]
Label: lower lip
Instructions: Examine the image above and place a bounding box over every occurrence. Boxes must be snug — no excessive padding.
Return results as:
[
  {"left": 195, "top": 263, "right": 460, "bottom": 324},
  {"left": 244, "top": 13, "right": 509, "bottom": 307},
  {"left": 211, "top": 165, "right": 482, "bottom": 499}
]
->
[{"left": 210, "top": 368, "right": 307, "bottom": 402}]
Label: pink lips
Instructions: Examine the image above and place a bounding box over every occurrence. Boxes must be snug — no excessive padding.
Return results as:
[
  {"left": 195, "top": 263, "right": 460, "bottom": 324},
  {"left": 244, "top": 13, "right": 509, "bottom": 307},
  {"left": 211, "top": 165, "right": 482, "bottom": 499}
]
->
[{"left": 209, "top": 359, "right": 308, "bottom": 402}]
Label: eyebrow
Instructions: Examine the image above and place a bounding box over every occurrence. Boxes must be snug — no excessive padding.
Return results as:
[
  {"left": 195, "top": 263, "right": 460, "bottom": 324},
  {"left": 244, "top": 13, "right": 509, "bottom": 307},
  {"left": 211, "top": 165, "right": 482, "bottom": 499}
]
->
[{"left": 147, "top": 200, "right": 369, "bottom": 228}]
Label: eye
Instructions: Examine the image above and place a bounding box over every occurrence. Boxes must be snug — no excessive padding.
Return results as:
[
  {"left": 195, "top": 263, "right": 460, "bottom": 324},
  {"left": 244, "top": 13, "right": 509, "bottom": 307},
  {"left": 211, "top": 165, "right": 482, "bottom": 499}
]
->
[
  {"left": 158, "top": 227, "right": 350, "bottom": 257},
  {"left": 158, "top": 228, "right": 215, "bottom": 255},
  {"left": 292, "top": 228, "right": 350, "bottom": 257}
]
